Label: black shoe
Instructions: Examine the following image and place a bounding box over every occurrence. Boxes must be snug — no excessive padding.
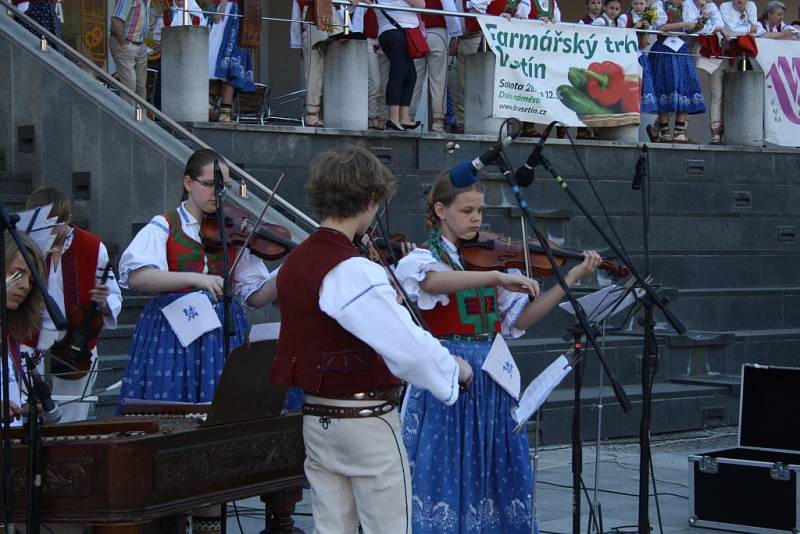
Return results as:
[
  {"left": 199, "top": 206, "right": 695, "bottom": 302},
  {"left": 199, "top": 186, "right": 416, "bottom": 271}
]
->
[
  {"left": 386, "top": 119, "right": 406, "bottom": 131},
  {"left": 401, "top": 121, "right": 422, "bottom": 130}
]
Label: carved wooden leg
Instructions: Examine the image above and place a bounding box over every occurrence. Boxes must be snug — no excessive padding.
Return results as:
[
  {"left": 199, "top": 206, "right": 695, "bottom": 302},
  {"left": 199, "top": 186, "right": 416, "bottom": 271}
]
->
[{"left": 261, "top": 488, "right": 304, "bottom": 534}]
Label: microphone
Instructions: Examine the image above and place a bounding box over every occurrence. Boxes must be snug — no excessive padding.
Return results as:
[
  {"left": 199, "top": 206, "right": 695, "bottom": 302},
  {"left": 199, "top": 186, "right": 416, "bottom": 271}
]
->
[
  {"left": 632, "top": 144, "right": 648, "bottom": 190},
  {"left": 450, "top": 129, "right": 521, "bottom": 188},
  {"left": 24, "top": 355, "right": 62, "bottom": 424},
  {"left": 514, "top": 121, "right": 559, "bottom": 187}
]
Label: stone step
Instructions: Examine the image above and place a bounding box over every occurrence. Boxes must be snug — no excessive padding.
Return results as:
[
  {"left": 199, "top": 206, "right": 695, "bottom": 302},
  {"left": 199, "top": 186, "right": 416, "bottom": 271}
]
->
[
  {"left": 0, "top": 193, "right": 30, "bottom": 212},
  {"left": 117, "top": 294, "right": 150, "bottom": 324},
  {"left": 96, "top": 323, "right": 135, "bottom": 355},
  {"left": 530, "top": 382, "right": 732, "bottom": 446},
  {"left": 0, "top": 172, "right": 32, "bottom": 195}
]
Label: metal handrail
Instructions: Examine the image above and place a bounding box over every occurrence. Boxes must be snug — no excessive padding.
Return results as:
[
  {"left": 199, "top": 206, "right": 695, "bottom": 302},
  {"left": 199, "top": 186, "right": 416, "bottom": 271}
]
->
[{"left": 1, "top": 0, "right": 318, "bottom": 231}]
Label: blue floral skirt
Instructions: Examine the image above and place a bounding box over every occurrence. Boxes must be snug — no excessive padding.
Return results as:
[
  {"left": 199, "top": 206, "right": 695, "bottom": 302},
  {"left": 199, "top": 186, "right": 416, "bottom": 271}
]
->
[
  {"left": 118, "top": 292, "right": 249, "bottom": 405},
  {"left": 639, "top": 53, "right": 658, "bottom": 114},
  {"left": 648, "top": 40, "right": 706, "bottom": 114},
  {"left": 208, "top": 2, "right": 255, "bottom": 92},
  {"left": 19, "top": 1, "right": 62, "bottom": 42},
  {"left": 402, "top": 338, "right": 533, "bottom": 534}
]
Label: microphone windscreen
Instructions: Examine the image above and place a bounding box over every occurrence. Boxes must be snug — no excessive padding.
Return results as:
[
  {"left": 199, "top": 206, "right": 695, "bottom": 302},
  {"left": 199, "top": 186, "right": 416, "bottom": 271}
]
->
[
  {"left": 515, "top": 166, "right": 536, "bottom": 187},
  {"left": 449, "top": 161, "right": 478, "bottom": 188}
]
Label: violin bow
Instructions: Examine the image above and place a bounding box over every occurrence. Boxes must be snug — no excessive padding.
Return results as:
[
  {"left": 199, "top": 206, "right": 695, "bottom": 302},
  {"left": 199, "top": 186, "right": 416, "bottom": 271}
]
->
[
  {"left": 228, "top": 172, "right": 286, "bottom": 277},
  {"left": 364, "top": 213, "right": 430, "bottom": 332}
]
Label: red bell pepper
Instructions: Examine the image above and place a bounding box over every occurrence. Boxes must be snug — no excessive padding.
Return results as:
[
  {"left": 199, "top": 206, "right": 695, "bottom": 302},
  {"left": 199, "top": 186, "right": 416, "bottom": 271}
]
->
[
  {"left": 620, "top": 79, "right": 641, "bottom": 113},
  {"left": 585, "top": 61, "right": 626, "bottom": 107}
]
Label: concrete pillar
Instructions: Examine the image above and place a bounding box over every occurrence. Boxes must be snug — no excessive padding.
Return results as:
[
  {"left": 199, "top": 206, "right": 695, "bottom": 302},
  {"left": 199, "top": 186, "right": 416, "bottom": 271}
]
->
[
  {"left": 464, "top": 51, "right": 505, "bottom": 136},
  {"left": 161, "top": 25, "right": 209, "bottom": 123},
  {"left": 595, "top": 124, "right": 640, "bottom": 142},
  {"left": 323, "top": 39, "right": 368, "bottom": 130},
  {"left": 723, "top": 70, "right": 764, "bottom": 147}
]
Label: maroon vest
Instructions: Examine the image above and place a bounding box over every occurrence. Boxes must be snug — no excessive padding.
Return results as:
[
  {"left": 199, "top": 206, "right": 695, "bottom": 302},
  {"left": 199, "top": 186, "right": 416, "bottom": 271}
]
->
[{"left": 272, "top": 228, "right": 402, "bottom": 395}]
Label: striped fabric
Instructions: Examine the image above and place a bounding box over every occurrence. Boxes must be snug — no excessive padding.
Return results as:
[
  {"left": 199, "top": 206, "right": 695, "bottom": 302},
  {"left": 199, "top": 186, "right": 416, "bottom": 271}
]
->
[{"left": 111, "top": 0, "right": 150, "bottom": 42}]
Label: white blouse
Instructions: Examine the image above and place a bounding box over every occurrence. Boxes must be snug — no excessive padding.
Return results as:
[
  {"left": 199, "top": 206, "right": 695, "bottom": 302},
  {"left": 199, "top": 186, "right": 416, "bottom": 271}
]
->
[
  {"left": 394, "top": 236, "right": 529, "bottom": 339},
  {"left": 2, "top": 351, "right": 22, "bottom": 428},
  {"left": 377, "top": 0, "right": 420, "bottom": 36},
  {"left": 119, "top": 203, "right": 272, "bottom": 304},
  {"left": 720, "top": 1, "right": 763, "bottom": 36},
  {"left": 319, "top": 256, "right": 461, "bottom": 406}
]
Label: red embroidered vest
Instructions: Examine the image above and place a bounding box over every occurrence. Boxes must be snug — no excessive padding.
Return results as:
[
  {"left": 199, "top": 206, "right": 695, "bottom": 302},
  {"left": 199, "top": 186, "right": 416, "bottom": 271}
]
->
[
  {"left": 26, "top": 227, "right": 102, "bottom": 349},
  {"left": 163, "top": 210, "right": 235, "bottom": 280},
  {"left": 579, "top": 15, "right": 596, "bottom": 24},
  {"left": 272, "top": 228, "right": 402, "bottom": 395},
  {"left": 466, "top": 0, "right": 513, "bottom": 32},
  {"left": 528, "top": 0, "right": 556, "bottom": 20},
  {"left": 422, "top": 0, "right": 447, "bottom": 28}
]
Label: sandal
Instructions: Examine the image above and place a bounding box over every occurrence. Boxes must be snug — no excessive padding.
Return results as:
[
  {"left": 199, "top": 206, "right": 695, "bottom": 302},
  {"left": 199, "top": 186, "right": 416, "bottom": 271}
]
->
[
  {"left": 305, "top": 106, "right": 324, "bottom": 127},
  {"left": 672, "top": 121, "right": 694, "bottom": 144},
  {"left": 218, "top": 104, "right": 233, "bottom": 123},
  {"left": 657, "top": 122, "right": 672, "bottom": 143},
  {"left": 401, "top": 121, "right": 421, "bottom": 130},
  {"left": 208, "top": 94, "right": 218, "bottom": 122},
  {"left": 709, "top": 121, "right": 723, "bottom": 145},
  {"left": 368, "top": 117, "right": 384, "bottom": 131},
  {"left": 646, "top": 121, "right": 660, "bottom": 143}
]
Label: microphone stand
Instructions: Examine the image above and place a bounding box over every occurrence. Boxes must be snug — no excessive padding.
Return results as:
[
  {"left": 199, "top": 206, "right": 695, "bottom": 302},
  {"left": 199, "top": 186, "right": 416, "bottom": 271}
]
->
[
  {"left": 633, "top": 144, "right": 660, "bottom": 534},
  {"left": 213, "top": 160, "right": 234, "bottom": 362},
  {"left": 535, "top": 147, "right": 684, "bottom": 534},
  {"left": 19, "top": 353, "right": 43, "bottom": 534},
  {"left": 0, "top": 201, "right": 66, "bottom": 530},
  {"left": 494, "top": 154, "right": 630, "bottom": 534}
]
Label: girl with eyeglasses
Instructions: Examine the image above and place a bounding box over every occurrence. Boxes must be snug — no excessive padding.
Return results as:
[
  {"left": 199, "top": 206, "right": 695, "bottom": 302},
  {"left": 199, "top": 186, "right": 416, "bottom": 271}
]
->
[{"left": 117, "top": 148, "right": 278, "bottom": 409}]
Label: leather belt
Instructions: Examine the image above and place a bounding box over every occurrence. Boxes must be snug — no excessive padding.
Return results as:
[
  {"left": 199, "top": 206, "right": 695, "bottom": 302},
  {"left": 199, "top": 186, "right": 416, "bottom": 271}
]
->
[
  {"left": 315, "top": 387, "right": 403, "bottom": 405},
  {"left": 303, "top": 401, "right": 396, "bottom": 419}
]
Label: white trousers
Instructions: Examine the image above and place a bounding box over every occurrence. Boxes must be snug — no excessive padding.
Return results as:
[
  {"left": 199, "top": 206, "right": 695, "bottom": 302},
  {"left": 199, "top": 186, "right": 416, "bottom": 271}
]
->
[
  {"left": 303, "top": 24, "right": 328, "bottom": 110},
  {"left": 22, "top": 329, "right": 98, "bottom": 423},
  {"left": 410, "top": 27, "right": 450, "bottom": 122},
  {"left": 368, "top": 38, "right": 389, "bottom": 119},
  {"left": 454, "top": 33, "right": 482, "bottom": 128},
  {"left": 303, "top": 409, "right": 411, "bottom": 534}
]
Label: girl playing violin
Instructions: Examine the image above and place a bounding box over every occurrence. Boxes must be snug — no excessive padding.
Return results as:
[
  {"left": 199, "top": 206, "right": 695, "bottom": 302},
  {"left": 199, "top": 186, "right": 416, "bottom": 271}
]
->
[
  {"left": 4, "top": 231, "right": 46, "bottom": 427},
  {"left": 395, "top": 171, "right": 601, "bottom": 534},
  {"left": 118, "top": 148, "right": 277, "bottom": 407}
]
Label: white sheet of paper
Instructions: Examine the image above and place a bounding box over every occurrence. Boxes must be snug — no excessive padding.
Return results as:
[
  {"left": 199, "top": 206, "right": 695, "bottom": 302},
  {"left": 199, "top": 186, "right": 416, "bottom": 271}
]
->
[
  {"left": 14, "top": 205, "right": 59, "bottom": 255},
  {"left": 663, "top": 36, "right": 684, "bottom": 52},
  {"left": 559, "top": 285, "right": 643, "bottom": 323},
  {"left": 161, "top": 292, "right": 221, "bottom": 348},
  {"left": 481, "top": 335, "right": 521, "bottom": 401},
  {"left": 512, "top": 355, "right": 572, "bottom": 429},
  {"left": 249, "top": 322, "right": 281, "bottom": 342}
]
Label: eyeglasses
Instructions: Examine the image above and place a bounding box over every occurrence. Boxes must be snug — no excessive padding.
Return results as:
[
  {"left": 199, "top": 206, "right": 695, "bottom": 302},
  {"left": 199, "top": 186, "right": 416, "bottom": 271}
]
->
[{"left": 191, "top": 177, "right": 231, "bottom": 193}]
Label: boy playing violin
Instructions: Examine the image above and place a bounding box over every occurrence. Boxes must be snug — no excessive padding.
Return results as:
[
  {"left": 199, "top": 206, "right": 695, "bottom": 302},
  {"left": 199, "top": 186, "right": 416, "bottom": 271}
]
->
[
  {"left": 23, "top": 186, "right": 122, "bottom": 423},
  {"left": 272, "top": 145, "right": 472, "bottom": 533}
]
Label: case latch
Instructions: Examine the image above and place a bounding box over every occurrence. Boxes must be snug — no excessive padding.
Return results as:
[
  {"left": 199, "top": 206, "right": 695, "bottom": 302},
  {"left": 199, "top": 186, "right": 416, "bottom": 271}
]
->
[
  {"left": 771, "top": 463, "right": 791, "bottom": 481},
  {"left": 699, "top": 456, "right": 718, "bottom": 474}
]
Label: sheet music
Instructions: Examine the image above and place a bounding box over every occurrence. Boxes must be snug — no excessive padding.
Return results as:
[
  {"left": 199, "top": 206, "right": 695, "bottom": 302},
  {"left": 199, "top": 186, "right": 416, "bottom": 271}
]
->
[
  {"left": 512, "top": 355, "right": 572, "bottom": 431},
  {"left": 249, "top": 322, "right": 281, "bottom": 342},
  {"left": 13, "top": 204, "right": 60, "bottom": 255},
  {"left": 558, "top": 284, "right": 643, "bottom": 323}
]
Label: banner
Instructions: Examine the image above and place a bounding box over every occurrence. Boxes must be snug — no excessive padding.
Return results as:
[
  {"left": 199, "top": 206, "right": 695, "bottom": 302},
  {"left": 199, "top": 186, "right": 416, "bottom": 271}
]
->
[
  {"left": 478, "top": 19, "right": 643, "bottom": 127},
  {"left": 754, "top": 39, "right": 800, "bottom": 148}
]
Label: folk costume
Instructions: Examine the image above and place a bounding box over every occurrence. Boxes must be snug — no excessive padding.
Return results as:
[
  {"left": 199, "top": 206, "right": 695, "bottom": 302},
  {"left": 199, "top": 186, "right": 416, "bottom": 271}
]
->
[
  {"left": 528, "top": 0, "right": 560, "bottom": 21},
  {"left": 410, "top": 0, "right": 463, "bottom": 132},
  {"left": 395, "top": 230, "right": 534, "bottom": 534},
  {"left": 272, "top": 227, "right": 462, "bottom": 534},
  {"left": 208, "top": 0, "right": 255, "bottom": 93},
  {"left": 118, "top": 202, "right": 270, "bottom": 404},
  {"left": 618, "top": 8, "right": 660, "bottom": 114},
  {"left": 649, "top": 0, "right": 706, "bottom": 114},
  {"left": 22, "top": 226, "right": 122, "bottom": 422}
]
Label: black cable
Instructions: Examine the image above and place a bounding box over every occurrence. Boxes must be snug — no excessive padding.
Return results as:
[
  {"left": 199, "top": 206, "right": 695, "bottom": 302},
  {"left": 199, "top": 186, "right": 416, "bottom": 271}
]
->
[{"left": 231, "top": 501, "right": 245, "bottom": 534}]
